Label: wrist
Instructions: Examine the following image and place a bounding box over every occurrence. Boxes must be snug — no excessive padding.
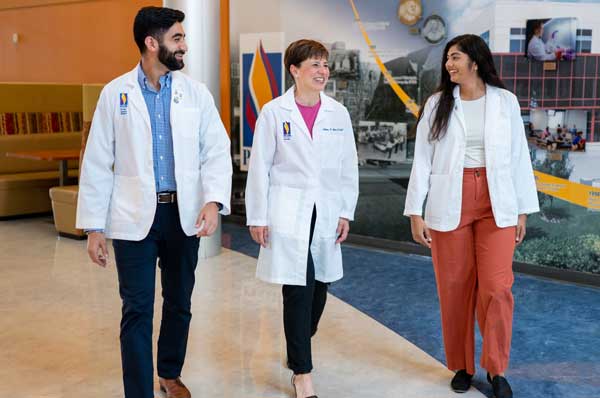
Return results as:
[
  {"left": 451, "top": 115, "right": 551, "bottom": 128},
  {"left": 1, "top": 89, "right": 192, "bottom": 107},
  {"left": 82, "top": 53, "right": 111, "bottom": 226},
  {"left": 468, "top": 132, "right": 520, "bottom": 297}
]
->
[{"left": 208, "top": 201, "right": 223, "bottom": 211}]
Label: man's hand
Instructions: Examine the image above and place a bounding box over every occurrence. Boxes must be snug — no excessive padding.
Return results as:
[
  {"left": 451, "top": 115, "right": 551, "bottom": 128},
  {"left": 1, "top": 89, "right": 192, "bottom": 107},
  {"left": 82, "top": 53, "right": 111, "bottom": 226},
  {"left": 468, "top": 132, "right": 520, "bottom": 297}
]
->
[
  {"left": 336, "top": 218, "right": 350, "bottom": 244},
  {"left": 195, "top": 202, "right": 220, "bottom": 237},
  {"left": 87, "top": 232, "right": 109, "bottom": 267},
  {"left": 249, "top": 226, "right": 269, "bottom": 248},
  {"left": 516, "top": 214, "right": 527, "bottom": 245},
  {"left": 410, "top": 215, "right": 432, "bottom": 248}
]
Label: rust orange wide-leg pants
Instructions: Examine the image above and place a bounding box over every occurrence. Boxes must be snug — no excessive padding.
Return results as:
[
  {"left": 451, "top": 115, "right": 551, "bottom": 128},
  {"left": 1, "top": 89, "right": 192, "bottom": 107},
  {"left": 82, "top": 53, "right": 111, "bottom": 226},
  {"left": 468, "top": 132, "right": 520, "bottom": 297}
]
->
[{"left": 429, "top": 168, "right": 516, "bottom": 376}]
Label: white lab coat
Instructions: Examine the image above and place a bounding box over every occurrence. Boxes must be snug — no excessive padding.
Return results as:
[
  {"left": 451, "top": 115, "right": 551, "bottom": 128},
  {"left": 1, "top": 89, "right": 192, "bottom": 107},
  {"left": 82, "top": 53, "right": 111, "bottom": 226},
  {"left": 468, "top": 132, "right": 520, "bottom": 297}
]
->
[
  {"left": 527, "top": 36, "right": 556, "bottom": 61},
  {"left": 245, "top": 87, "right": 359, "bottom": 285},
  {"left": 404, "top": 85, "right": 539, "bottom": 231},
  {"left": 76, "top": 65, "right": 232, "bottom": 240}
]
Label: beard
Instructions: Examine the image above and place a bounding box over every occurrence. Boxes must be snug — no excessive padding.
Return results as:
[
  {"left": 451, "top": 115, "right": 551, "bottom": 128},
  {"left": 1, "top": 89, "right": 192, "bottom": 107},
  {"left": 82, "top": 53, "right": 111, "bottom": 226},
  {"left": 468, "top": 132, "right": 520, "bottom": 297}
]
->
[{"left": 158, "top": 43, "right": 185, "bottom": 71}]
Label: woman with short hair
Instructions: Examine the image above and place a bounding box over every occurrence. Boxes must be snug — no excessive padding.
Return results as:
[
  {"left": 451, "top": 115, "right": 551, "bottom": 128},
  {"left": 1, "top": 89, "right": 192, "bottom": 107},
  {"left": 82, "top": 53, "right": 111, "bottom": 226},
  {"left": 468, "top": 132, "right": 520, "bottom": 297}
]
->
[{"left": 245, "top": 39, "right": 359, "bottom": 398}]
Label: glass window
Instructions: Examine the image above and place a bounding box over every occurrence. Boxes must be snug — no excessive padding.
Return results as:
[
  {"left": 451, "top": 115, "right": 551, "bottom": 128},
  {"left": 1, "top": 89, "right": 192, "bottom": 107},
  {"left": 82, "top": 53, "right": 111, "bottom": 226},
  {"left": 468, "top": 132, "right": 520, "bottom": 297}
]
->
[
  {"left": 575, "top": 57, "right": 585, "bottom": 76},
  {"left": 558, "top": 79, "right": 571, "bottom": 98},
  {"left": 583, "top": 79, "right": 595, "bottom": 99},
  {"left": 572, "top": 79, "right": 583, "bottom": 99},
  {"left": 530, "top": 79, "right": 542, "bottom": 99},
  {"left": 558, "top": 60, "right": 572, "bottom": 77},
  {"left": 516, "top": 56, "right": 529, "bottom": 76},
  {"left": 585, "top": 57, "right": 597, "bottom": 77},
  {"left": 582, "top": 41, "right": 592, "bottom": 53},
  {"left": 510, "top": 28, "right": 522, "bottom": 35},
  {"left": 510, "top": 40, "right": 521, "bottom": 53},
  {"left": 502, "top": 56, "right": 516, "bottom": 77},
  {"left": 504, "top": 78, "right": 515, "bottom": 93},
  {"left": 480, "top": 30, "right": 490, "bottom": 46},
  {"left": 530, "top": 60, "right": 543, "bottom": 76},
  {"left": 544, "top": 79, "right": 557, "bottom": 99},
  {"left": 516, "top": 79, "right": 529, "bottom": 98}
]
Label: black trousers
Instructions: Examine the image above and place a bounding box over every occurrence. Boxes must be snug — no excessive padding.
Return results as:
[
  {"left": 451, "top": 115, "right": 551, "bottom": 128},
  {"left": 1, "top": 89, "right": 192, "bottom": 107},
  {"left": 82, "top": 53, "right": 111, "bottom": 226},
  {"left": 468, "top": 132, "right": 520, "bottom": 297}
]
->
[
  {"left": 282, "top": 207, "right": 329, "bottom": 374},
  {"left": 112, "top": 202, "right": 200, "bottom": 398}
]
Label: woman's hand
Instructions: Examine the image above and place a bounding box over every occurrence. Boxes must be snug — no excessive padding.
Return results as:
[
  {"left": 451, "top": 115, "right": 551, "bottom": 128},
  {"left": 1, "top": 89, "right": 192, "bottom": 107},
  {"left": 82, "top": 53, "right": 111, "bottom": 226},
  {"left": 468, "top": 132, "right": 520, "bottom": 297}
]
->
[
  {"left": 249, "top": 226, "right": 269, "bottom": 248},
  {"left": 410, "top": 215, "right": 432, "bottom": 248},
  {"left": 336, "top": 218, "right": 350, "bottom": 244},
  {"left": 515, "top": 214, "right": 527, "bottom": 245}
]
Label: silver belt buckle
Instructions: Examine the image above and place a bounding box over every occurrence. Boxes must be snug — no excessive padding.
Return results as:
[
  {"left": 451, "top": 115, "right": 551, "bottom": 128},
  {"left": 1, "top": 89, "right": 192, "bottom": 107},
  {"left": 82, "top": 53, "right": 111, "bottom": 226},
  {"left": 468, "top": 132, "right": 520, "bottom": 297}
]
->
[{"left": 157, "top": 192, "right": 175, "bottom": 203}]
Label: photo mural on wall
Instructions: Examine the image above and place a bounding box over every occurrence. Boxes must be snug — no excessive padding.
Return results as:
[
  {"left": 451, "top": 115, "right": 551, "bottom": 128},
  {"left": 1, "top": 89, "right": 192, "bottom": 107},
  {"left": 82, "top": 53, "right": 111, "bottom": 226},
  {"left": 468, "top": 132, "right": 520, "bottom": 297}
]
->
[
  {"left": 231, "top": 0, "right": 600, "bottom": 274},
  {"left": 239, "top": 33, "right": 285, "bottom": 171}
]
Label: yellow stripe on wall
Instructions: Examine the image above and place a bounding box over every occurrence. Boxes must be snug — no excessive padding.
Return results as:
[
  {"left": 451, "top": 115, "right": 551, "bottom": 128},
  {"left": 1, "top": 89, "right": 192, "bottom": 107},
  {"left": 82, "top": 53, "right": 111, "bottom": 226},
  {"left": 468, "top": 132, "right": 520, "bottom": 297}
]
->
[
  {"left": 348, "top": 0, "right": 420, "bottom": 116},
  {"left": 534, "top": 170, "right": 600, "bottom": 210}
]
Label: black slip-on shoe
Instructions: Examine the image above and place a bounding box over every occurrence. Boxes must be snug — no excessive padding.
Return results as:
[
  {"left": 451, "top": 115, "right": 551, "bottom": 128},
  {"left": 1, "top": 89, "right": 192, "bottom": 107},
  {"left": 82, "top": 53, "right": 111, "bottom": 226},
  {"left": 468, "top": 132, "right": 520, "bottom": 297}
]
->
[
  {"left": 488, "top": 373, "right": 513, "bottom": 398},
  {"left": 451, "top": 369, "right": 473, "bottom": 393}
]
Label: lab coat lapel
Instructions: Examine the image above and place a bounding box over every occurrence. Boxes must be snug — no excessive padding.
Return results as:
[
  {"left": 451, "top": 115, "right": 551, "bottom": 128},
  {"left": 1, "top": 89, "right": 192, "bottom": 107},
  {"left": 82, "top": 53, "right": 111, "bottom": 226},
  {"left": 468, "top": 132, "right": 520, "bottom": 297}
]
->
[
  {"left": 312, "top": 91, "right": 334, "bottom": 141},
  {"left": 124, "top": 66, "right": 151, "bottom": 132},
  {"left": 452, "top": 85, "right": 467, "bottom": 138},
  {"left": 169, "top": 73, "right": 186, "bottom": 138},
  {"left": 281, "top": 87, "right": 312, "bottom": 142},
  {"left": 484, "top": 84, "right": 500, "bottom": 147}
]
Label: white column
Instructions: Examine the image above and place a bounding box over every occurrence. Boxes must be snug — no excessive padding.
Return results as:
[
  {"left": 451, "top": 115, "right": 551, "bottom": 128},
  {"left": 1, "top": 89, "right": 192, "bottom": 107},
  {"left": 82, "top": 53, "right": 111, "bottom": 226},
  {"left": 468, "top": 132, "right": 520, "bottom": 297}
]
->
[{"left": 164, "top": 0, "right": 223, "bottom": 258}]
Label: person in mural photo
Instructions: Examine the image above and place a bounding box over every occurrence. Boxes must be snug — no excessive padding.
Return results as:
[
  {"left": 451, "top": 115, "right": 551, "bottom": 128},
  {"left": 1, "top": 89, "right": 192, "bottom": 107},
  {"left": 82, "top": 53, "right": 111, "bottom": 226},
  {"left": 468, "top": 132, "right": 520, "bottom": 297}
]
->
[
  {"left": 527, "top": 20, "right": 557, "bottom": 61},
  {"left": 571, "top": 131, "right": 585, "bottom": 151},
  {"left": 245, "top": 39, "right": 359, "bottom": 398},
  {"left": 404, "top": 34, "right": 539, "bottom": 398}
]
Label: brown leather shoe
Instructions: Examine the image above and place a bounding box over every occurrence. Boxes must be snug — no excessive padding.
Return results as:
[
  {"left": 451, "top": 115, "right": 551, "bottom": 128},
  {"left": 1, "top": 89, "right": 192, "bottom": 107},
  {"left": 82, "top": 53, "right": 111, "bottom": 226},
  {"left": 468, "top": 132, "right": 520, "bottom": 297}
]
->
[{"left": 158, "top": 377, "right": 191, "bottom": 398}]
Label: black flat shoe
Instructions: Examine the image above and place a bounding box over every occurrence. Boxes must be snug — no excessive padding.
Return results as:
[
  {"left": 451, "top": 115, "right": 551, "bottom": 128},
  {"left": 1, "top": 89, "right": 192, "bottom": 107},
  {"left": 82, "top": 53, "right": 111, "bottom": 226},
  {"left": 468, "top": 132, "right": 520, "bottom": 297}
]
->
[
  {"left": 487, "top": 373, "right": 513, "bottom": 398},
  {"left": 291, "top": 374, "right": 318, "bottom": 398},
  {"left": 451, "top": 369, "right": 473, "bottom": 393}
]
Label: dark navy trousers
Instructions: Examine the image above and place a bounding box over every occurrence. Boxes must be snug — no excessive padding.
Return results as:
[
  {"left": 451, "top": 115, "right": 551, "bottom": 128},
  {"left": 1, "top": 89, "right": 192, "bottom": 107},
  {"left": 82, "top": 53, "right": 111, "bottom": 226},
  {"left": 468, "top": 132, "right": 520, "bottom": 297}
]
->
[{"left": 112, "top": 202, "right": 200, "bottom": 398}]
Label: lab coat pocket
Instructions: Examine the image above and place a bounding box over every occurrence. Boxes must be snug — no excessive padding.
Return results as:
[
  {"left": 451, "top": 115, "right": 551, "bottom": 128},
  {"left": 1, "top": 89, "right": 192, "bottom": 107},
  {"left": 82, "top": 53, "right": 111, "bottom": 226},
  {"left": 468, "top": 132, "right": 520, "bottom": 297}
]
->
[
  {"left": 268, "top": 186, "right": 302, "bottom": 236},
  {"left": 425, "top": 174, "right": 450, "bottom": 223},
  {"left": 179, "top": 108, "right": 201, "bottom": 139},
  {"left": 109, "top": 175, "right": 142, "bottom": 225},
  {"left": 495, "top": 170, "right": 518, "bottom": 215},
  {"left": 321, "top": 191, "right": 343, "bottom": 238}
]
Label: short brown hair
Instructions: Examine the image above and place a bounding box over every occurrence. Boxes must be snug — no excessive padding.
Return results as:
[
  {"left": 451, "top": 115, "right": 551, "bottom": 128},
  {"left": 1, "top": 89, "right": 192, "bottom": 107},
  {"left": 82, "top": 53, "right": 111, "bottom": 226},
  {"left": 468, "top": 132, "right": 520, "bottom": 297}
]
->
[{"left": 284, "top": 39, "right": 329, "bottom": 78}]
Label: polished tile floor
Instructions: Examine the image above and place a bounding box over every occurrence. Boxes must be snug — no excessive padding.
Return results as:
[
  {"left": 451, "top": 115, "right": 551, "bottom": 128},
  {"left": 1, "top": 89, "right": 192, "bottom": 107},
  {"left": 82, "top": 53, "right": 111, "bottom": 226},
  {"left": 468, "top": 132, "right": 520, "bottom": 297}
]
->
[
  {"left": 223, "top": 222, "right": 600, "bottom": 398},
  {"left": 0, "top": 217, "right": 484, "bottom": 398}
]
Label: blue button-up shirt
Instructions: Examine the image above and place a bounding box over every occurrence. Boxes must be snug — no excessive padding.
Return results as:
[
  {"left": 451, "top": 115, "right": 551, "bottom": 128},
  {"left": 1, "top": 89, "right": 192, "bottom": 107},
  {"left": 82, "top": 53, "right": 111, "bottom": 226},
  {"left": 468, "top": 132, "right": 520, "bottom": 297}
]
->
[{"left": 137, "top": 63, "right": 177, "bottom": 192}]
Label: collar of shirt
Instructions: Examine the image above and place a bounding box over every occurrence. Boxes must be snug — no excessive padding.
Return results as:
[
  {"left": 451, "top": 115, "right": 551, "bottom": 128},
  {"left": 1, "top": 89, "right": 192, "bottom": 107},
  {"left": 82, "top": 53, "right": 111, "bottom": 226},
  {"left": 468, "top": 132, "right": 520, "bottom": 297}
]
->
[{"left": 137, "top": 62, "right": 171, "bottom": 93}]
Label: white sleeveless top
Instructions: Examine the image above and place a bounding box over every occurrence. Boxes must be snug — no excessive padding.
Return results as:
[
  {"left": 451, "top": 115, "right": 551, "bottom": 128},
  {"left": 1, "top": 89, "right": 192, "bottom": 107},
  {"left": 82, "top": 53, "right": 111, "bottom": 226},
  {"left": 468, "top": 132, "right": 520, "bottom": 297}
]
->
[{"left": 461, "top": 95, "right": 486, "bottom": 168}]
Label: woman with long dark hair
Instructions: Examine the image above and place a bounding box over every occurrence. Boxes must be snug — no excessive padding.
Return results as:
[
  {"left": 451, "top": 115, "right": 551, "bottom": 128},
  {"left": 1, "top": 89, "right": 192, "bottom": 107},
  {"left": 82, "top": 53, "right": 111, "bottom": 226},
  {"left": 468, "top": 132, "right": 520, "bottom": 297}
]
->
[{"left": 404, "top": 34, "right": 539, "bottom": 398}]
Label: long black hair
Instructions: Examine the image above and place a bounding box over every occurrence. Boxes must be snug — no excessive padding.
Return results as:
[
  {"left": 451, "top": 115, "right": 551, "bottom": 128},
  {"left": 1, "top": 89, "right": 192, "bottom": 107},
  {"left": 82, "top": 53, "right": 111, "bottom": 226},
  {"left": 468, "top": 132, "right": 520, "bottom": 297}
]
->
[{"left": 416, "top": 34, "right": 505, "bottom": 141}]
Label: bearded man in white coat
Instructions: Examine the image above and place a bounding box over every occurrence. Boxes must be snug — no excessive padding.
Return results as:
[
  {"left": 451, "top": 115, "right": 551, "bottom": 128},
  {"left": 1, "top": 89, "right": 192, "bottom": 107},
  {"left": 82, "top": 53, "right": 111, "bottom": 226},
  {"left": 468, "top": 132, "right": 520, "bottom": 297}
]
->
[{"left": 76, "top": 7, "right": 232, "bottom": 398}]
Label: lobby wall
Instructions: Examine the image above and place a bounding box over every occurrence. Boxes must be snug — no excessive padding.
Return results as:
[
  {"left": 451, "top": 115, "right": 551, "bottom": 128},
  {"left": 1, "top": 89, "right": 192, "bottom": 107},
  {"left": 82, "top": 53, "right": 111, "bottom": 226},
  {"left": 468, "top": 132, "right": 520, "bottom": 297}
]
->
[{"left": 0, "top": 0, "right": 161, "bottom": 83}]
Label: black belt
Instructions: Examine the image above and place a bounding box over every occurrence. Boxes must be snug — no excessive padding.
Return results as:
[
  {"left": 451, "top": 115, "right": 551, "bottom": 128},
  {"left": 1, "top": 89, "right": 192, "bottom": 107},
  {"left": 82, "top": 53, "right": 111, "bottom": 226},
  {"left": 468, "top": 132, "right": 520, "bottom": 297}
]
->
[{"left": 157, "top": 192, "right": 177, "bottom": 203}]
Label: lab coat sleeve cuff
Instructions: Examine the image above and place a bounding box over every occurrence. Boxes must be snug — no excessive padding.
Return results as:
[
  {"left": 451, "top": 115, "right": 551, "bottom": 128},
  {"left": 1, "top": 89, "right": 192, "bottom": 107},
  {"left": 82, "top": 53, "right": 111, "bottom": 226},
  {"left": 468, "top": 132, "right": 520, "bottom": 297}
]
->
[
  {"left": 246, "top": 219, "right": 267, "bottom": 227},
  {"left": 518, "top": 207, "right": 540, "bottom": 215},
  {"left": 76, "top": 218, "right": 107, "bottom": 230},
  {"left": 203, "top": 196, "right": 231, "bottom": 216},
  {"left": 403, "top": 209, "right": 423, "bottom": 217},
  {"left": 339, "top": 211, "right": 354, "bottom": 221}
]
